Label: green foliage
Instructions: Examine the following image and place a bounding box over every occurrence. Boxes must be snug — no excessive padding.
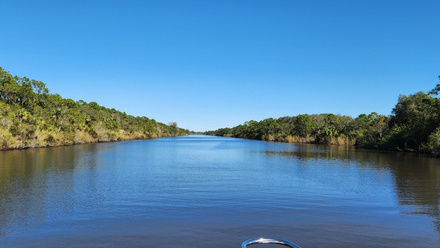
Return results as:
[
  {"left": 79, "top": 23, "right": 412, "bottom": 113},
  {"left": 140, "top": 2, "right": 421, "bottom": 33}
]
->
[
  {"left": 382, "top": 91, "right": 440, "bottom": 152},
  {"left": 293, "top": 115, "right": 315, "bottom": 137},
  {"left": 206, "top": 75, "right": 440, "bottom": 156},
  {"left": 207, "top": 114, "right": 357, "bottom": 145},
  {"left": 426, "top": 127, "right": 440, "bottom": 156},
  {"left": 428, "top": 75, "right": 440, "bottom": 95},
  {"left": 0, "top": 67, "right": 189, "bottom": 150}
]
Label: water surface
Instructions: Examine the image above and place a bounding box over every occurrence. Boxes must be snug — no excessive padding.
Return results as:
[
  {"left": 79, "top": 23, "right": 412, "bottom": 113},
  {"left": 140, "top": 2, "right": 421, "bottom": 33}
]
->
[{"left": 0, "top": 135, "right": 439, "bottom": 247}]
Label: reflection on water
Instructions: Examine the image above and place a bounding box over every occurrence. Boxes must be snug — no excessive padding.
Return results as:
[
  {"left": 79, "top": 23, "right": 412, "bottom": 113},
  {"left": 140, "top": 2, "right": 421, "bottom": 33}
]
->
[
  {"left": 0, "top": 144, "right": 103, "bottom": 237},
  {"left": 265, "top": 145, "right": 440, "bottom": 231},
  {"left": 0, "top": 136, "right": 439, "bottom": 248}
]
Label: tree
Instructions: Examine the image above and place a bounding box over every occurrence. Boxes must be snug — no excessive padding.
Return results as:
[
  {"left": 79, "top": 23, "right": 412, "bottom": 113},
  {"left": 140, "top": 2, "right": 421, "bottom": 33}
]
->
[
  {"left": 369, "top": 112, "right": 388, "bottom": 138},
  {"left": 293, "top": 115, "right": 314, "bottom": 137},
  {"left": 385, "top": 92, "right": 440, "bottom": 151},
  {"left": 259, "top": 118, "right": 281, "bottom": 140},
  {"left": 428, "top": 75, "right": 440, "bottom": 95}
]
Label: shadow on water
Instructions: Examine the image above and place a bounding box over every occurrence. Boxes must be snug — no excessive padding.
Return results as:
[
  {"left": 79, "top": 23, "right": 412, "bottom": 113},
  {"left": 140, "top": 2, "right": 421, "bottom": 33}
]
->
[
  {"left": 265, "top": 144, "right": 440, "bottom": 232},
  {"left": 0, "top": 143, "right": 108, "bottom": 237}
]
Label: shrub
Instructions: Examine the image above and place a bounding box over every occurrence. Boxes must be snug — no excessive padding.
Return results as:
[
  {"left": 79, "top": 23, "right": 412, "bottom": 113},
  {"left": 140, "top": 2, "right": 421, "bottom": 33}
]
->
[{"left": 427, "top": 127, "right": 440, "bottom": 156}]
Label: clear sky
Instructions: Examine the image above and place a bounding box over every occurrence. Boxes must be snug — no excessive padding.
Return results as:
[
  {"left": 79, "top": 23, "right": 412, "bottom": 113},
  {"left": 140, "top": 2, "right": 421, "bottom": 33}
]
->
[{"left": 1, "top": 0, "right": 439, "bottom": 131}]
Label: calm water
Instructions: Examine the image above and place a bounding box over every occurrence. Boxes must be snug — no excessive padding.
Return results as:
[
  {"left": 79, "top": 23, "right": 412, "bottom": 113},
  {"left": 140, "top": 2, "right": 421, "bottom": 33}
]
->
[{"left": 0, "top": 135, "right": 439, "bottom": 247}]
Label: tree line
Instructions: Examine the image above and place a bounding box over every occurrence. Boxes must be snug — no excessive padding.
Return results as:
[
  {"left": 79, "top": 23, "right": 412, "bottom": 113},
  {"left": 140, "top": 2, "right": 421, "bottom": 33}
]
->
[
  {"left": 0, "top": 67, "right": 189, "bottom": 150},
  {"left": 206, "top": 77, "right": 440, "bottom": 156}
]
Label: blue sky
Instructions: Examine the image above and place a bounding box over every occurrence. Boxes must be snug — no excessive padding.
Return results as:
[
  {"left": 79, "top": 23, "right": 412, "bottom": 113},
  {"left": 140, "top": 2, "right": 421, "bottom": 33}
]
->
[{"left": 1, "top": 0, "right": 439, "bottom": 131}]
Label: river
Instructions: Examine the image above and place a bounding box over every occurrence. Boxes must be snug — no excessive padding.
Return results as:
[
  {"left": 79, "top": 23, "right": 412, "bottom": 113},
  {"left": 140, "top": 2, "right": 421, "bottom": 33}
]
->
[{"left": 0, "top": 135, "right": 439, "bottom": 247}]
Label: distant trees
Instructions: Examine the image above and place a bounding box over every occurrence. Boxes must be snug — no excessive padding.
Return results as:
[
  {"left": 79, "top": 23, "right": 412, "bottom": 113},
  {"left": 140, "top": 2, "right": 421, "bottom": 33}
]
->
[
  {"left": 206, "top": 76, "right": 440, "bottom": 156},
  {"left": 213, "top": 118, "right": 281, "bottom": 141},
  {"left": 207, "top": 113, "right": 358, "bottom": 145},
  {"left": 0, "top": 67, "right": 189, "bottom": 150}
]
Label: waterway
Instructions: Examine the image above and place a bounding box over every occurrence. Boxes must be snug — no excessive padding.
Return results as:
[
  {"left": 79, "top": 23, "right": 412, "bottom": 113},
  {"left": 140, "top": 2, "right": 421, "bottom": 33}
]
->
[{"left": 0, "top": 135, "right": 439, "bottom": 247}]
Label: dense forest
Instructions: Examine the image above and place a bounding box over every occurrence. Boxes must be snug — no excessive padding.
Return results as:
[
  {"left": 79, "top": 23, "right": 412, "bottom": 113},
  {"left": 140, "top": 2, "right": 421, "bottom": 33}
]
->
[
  {"left": 206, "top": 77, "right": 440, "bottom": 156},
  {"left": 0, "top": 67, "right": 189, "bottom": 150}
]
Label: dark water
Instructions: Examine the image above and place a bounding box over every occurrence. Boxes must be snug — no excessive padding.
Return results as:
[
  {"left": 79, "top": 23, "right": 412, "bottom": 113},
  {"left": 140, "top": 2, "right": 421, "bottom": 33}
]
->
[{"left": 0, "top": 135, "right": 439, "bottom": 247}]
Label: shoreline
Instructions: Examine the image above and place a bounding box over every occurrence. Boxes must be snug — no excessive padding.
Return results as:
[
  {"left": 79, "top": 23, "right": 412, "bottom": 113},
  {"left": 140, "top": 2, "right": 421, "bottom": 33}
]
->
[
  {"left": 0, "top": 133, "right": 188, "bottom": 152},
  {"left": 207, "top": 134, "right": 439, "bottom": 157}
]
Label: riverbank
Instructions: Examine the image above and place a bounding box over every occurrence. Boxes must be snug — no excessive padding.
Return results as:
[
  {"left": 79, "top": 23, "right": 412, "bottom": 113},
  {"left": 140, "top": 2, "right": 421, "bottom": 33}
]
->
[
  {"left": 0, "top": 128, "right": 187, "bottom": 151},
  {"left": 206, "top": 92, "right": 440, "bottom": 157},
  {"left": 0, "top": 67, "right": 189, "bottom": 151}
]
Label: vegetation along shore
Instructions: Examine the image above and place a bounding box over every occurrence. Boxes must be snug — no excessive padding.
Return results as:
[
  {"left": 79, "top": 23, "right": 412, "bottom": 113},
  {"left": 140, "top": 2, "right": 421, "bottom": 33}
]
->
[
  {"left": 206, "top": 76, "right": 440, "bottom": 156},
  {"left": 0, "top": 67, "right": 189, "bottom": 150}
]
